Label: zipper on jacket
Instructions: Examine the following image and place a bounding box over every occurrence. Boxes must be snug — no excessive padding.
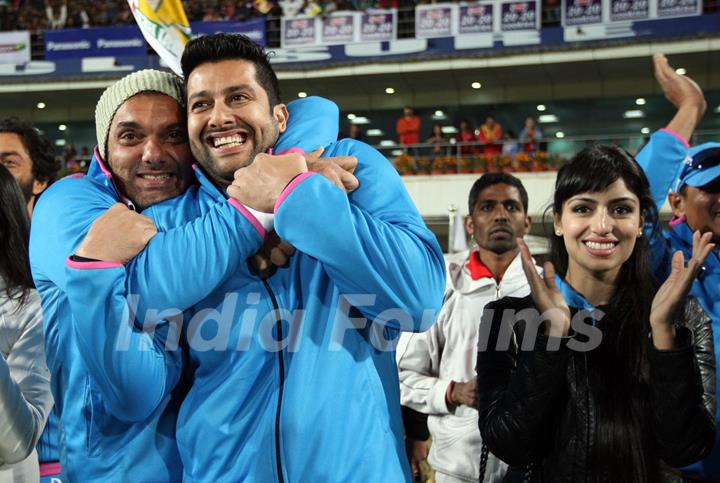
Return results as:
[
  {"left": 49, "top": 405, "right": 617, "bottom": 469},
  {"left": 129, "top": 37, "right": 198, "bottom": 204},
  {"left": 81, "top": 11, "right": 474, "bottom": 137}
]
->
[{"left": 262, "top": 279, "right": 286, "bottom": 483}]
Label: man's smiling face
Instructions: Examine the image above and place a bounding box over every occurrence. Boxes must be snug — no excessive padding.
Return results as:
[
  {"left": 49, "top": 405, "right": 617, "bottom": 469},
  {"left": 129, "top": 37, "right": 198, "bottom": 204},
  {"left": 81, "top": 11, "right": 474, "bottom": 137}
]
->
[{"left": 186, "top": 59, "right": 288, "bottom": 186}]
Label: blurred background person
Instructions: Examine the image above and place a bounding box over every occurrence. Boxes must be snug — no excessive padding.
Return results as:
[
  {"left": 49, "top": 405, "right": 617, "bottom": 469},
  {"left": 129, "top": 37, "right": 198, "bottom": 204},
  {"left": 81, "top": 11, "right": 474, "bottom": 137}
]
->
[{"left": 0, "top": 165, "right": 53, "bottom": 483}]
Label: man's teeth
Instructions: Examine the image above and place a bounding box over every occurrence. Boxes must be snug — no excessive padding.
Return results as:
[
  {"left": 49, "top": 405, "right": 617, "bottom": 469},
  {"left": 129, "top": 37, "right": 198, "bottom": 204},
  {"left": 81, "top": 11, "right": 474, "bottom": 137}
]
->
[
  {"left": 585, "top": 241, "right": 615, "bottom": 250},
  {"left": 213, "top": 134, "right": 246, "bottom": 148},
  {"left": 140, "top": 174, "right": 172, "bottom": 180}
]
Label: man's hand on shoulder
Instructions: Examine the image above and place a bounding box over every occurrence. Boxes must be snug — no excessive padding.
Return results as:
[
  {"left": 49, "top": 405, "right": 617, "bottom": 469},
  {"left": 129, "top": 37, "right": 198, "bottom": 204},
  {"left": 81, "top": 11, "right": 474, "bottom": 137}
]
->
[
  {"left": 75, "top": 204, "right": 157, "bottom": 264},
  {"left": 305, "top": 147, "right": 359, "bottom": 193}
]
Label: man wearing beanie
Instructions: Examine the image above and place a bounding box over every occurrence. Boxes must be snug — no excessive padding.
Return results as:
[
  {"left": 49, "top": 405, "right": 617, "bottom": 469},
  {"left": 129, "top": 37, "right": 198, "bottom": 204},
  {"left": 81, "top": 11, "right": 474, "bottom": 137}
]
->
[
  {"left": 66, "top": 33, "right": 445, "bottom": 482},
  {"left": 29, "top": 68, "right": 340, "bottom": 480}
]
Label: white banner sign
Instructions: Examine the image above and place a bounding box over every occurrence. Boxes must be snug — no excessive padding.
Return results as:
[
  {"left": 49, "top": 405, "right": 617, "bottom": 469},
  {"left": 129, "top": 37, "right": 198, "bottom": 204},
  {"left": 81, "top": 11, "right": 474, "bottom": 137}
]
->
[{"left": 0, "top": 31, "right": 31, "bottom": 65}]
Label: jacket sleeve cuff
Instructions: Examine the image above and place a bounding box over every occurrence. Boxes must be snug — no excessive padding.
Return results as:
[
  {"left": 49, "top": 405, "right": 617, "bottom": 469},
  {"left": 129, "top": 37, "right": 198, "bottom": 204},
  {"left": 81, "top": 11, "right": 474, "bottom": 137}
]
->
[
  {"left": 274, "top": 172, "right": 315, "bottom": 213},
  {"left": 648, "top": 326, "right": 695, "bottom": 382},
  {"left": 428, "top": 378, "right": 453, "bottom": 414},
  {"left": 227, "top": 198, "right": 268, "bottom": 240},
  {"left": 66, "top": 255, "right": 123, "bottom": 270},
  {"left": 659, "top": 128, "right": 690, "bottom": 148}
]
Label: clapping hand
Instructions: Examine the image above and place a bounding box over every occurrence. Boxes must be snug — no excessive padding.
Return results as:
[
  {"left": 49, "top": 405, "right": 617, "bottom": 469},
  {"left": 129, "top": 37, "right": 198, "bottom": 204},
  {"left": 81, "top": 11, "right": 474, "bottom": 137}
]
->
[
  {"left": 650, "top": 231, "right": 715, "bottom": 349},
  {"left": 518, "top": 238, "right": 571, "bottom": 337}
]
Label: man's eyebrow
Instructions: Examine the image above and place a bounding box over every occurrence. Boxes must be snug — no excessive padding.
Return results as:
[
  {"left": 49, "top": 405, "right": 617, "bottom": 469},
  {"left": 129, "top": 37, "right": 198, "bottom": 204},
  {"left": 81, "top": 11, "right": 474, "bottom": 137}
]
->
[
  {"left": 161, "top": 122, "right": 186, "bottom": 131},
  {"left": 0, "top": 150, "right": 21, "bottom": 157},
  {"left": 188, "top": 84, "right": 256, "bottom": 103},
  {"left": 114, "top": 121, "right": 143, "bottom": 130},
  {"left": 223, "top": 84, "right": 254, "bottom": 96},
  {"left": 188, "top": 90, "right": 210, "bottom": 103}
]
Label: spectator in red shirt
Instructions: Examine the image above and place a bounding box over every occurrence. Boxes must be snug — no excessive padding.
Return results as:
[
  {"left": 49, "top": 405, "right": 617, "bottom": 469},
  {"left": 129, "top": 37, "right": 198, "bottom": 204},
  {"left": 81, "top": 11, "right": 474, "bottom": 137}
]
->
[
  {"left": 396, "top": 106, "right": 422, "bottom": 146},
  {"left": 478, "top": 114, "right": 503, "bottom": 156},
  {"left": 519, "top": 116, "right": 543, "bottom": 153},
  {"left": 455, "top": 119, "right": 476, "bottom": 156}
]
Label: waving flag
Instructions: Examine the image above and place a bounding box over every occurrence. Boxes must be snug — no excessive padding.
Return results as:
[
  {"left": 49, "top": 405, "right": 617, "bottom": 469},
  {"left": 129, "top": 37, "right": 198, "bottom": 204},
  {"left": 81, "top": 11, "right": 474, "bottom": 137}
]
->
[{"left": 127, "top": 0, "right": 192, "bottom": 76}]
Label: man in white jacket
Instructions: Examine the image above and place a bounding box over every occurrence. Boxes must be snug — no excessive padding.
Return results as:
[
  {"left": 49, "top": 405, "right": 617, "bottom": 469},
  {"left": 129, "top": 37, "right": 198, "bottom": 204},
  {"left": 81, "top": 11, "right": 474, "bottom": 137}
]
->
[{"left": 397, "top": 172, "right": 539, "bottom": 483}]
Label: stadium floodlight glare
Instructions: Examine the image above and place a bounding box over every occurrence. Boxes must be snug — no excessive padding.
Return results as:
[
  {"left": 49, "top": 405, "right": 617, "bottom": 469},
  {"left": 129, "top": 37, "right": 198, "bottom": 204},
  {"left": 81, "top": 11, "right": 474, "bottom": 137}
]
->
[
  {"left": 623, "top": 110, "right": 645, "bottom": 119},
  {"left": 714, "top": 105, "right": 720, "bottom": 114},
  {"left": 441, "top": 126, "right": 458, "bottom": 134},
  {"left": 471, "top": 82, "right": 482, "bottom": 89},
  {"left": 37, "top": 102, "right": 46, "bottom": 109},
  {"left": 347, "top": 113, "right": 356, "bottom": 120},
  {"left": 366, "top": 129, "right": 384, "bottom": 136},
  {"left": 379, "top": 140, "right": 395, "bottom": 146},
  {"left": 297, "top": 92, "right": 307, "bottom": 98},
  {"left": 58, "top": 124, "right": 67, "bottom": 131},
  {"left": 351, "top": 116, "right": 370, "bottom": 125},
  {"left": 675, "top": 68, "right": 687, "bottom": 75},
  {"left": 391, "top": 149, "right": 404, "bottom": 156},
  {"left": 538, "top": 114, "right": 558, "bottom": 123},
  {"left": 555, "top": 131, "right": 565, "bottom": 139},
  {"left": 641, "top": 127, "right": 650, "bottom": 134},
  {"left": 434, "top": 110, "right": 444, "bottom": 117},
  {"left": 55, "top": 139, "right": 66, "bottom": 146},
  {"left": 536, "top": 104, "right": 546, "bottom": 111},
  {"left": 635, "top": 98, "right": 646, "bottom": 106},
  {"left": 385, "top": 87, "right": 395, "bottom": 94}
]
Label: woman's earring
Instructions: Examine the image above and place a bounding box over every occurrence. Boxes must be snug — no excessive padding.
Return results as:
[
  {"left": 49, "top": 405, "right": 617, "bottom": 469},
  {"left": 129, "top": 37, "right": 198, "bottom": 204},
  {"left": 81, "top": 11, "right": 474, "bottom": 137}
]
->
[
  {"left": 637, "top": 230, "right": 643, "bottom": 238},
  {"left": 555, "top": 230, "right": 562, "bottom": 236}
]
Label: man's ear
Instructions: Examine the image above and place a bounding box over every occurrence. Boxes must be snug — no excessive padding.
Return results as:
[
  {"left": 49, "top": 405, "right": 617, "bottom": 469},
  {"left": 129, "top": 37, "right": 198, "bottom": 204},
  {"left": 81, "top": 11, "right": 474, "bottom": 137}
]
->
[
  {"left": 32, "top": 177, "right": 48, "bottom": 196},
  {"left": 523, "top": 215, "right": 532, "bottom": 235},
  {"left": 464, "top": 214, "right": 473, "bottom": 236},
  {"left": 668, "top": 191, "right": 686, "bottom": 218},
  {"left": 274, "top": 104, "right": 289, "bottom": 133}
]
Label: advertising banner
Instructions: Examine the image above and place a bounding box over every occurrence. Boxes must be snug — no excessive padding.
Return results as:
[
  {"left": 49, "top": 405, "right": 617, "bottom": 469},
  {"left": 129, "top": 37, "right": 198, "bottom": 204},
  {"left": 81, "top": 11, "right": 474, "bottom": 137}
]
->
[
  {"left": 191, "top": 18, "right": 266, "bottom": 46},
  {"left": 360, "top": 9, "right": 396, "bottom": 42},
  {"left": 45, "top": 27, "right": 146, "bottom": 59},
  {"left": 656, "top": 0, "right": 702, "bottom": 18},
  {"left": 458, "top": 2, "right": 494, "bottom": 34},
  {"left": 416, "top": 4, "right": 454, "bottom": 39},
  {"left": 500, "top": 1, "right": 540, "bottom": 31},
  {"left": 562, "top": 0, "right": 603, "bottom": 25},
  {"left": 321, "top": 12, "right": 357, "bottom": 45},
  {"left": 282, "top": 16, "right": 318, "bottom": 47},
  {"left": 0, "top": 31, "right": 31, "bottom": 64},
  {"left": 609, "top": 0, "right": 649, "bottom": 21}
]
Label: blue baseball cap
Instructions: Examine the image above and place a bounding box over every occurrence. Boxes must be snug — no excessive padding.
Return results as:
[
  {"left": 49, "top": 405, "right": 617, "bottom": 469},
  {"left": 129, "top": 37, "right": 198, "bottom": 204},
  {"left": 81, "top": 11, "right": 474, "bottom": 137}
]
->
[{"left": 674, "top": 142, "right": 720, "bottom": 192}]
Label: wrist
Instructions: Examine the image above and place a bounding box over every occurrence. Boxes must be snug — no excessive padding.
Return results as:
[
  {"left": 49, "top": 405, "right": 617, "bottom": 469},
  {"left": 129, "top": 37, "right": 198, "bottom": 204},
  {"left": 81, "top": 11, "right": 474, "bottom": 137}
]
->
[
  {"left": 445, "top": 380, "right": 456, "bottom": 407},
  {"left": 650, "top": 324, "right": 677, "bottom": 350}
]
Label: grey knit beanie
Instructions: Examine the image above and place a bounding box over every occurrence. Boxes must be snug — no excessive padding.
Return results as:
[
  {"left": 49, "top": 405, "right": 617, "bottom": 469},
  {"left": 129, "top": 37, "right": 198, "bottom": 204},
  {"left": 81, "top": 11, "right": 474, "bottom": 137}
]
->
[{"left": 95, "top": 69, "right": 185, "bottom": 161}]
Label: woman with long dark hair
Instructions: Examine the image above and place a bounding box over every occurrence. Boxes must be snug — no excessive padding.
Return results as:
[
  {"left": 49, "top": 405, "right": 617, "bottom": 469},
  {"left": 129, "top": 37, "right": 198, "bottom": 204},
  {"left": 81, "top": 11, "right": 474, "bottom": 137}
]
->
[
  {"left": 476, "top": 145, "right": 716, "bottom": 482},
  {"left": 0, "top": 164, "right": 53, "bottom": 482}
]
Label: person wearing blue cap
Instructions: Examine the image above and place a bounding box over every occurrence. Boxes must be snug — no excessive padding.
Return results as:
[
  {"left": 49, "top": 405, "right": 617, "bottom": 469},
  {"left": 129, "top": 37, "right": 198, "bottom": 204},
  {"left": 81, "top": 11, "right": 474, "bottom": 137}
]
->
[
  {"left": 638, "top": 55, "right": 720, "bottom": 480},
  {"left": 668, "top": 143, "right": 720, "bottom": 245}
]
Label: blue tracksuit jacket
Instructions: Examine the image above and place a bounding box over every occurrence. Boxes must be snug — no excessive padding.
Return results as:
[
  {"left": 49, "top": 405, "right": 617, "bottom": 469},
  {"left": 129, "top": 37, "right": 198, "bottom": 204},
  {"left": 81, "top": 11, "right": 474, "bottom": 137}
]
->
[
  {"left": 638, "top": 128, "right": 720, "bottom": 479},
  {"left": 29, "top": 96, "right": 340, "bottom": 481},
  {"left": 58, "top": 123, "right": 446, "bottom": 480}
]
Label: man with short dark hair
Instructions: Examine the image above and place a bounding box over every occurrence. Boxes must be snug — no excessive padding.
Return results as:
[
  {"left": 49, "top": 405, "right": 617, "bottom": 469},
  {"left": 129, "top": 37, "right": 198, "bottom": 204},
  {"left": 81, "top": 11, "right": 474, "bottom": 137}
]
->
[
  {"left": 398, "top": 172, "right": 538, "bottom": 483},
  {"left": 0, "top": 118, "right": 60, "bottom": 217},
  {"left": 175, "top": 33, "right": 445, "bottom": 481}
]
